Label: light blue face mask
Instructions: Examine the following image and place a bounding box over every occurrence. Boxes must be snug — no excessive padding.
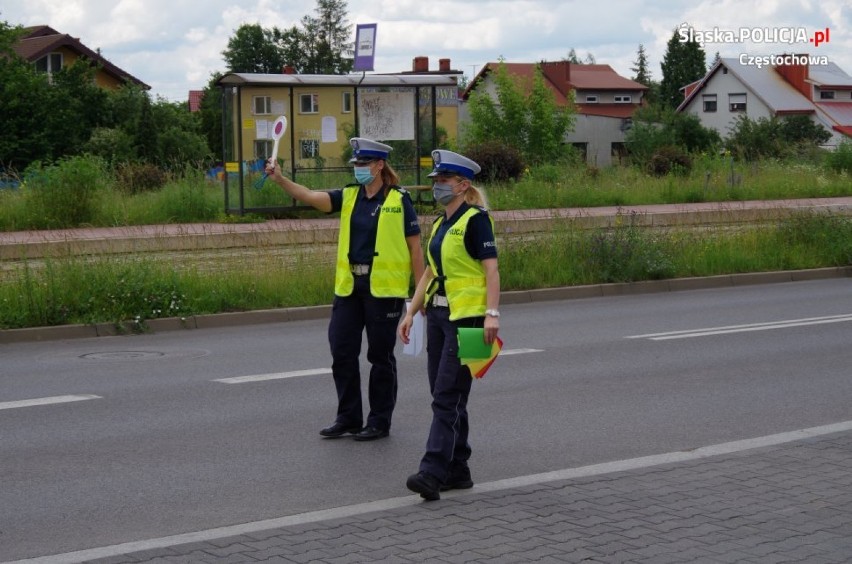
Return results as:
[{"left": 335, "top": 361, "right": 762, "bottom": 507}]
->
[
  {"left": 432, "top": 181, "right": 460, "bottom": 205},
  {"left": 354, "top": 166, "right": 374, "bottom": 185}
]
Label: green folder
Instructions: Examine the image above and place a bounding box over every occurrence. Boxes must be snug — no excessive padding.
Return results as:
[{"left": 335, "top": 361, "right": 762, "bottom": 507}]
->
[{"left": 457, "top": 327, "right": 493, "bottom": 359}]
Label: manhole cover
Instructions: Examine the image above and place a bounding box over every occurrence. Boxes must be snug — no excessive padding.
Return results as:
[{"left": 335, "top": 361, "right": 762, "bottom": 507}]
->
[
  {"left": 80, "top": 351, "right": 166, "bottom": 360},
  {"left": 40, "top": 348, "right": 211, "bottom": 363}
]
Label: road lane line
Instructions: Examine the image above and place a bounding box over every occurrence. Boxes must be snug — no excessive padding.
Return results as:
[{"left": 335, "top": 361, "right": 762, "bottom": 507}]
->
[
  {"left": 214, "top": 351, "right": 540, "bottom": 385},
  {"left": 15, "top": 419, "right": 852, "bottom": 564},
  {"left": 0, "top": 395, "right": 101, "bottom": 411},
  {"left": 501, "top": 348, "right": 544, "bottom": 356},
  {"left": 214, "top": 368, "right": 332, "bottom": 384},
  {"left": 626, "top": 313, "right": 852, "bottom": 340}
]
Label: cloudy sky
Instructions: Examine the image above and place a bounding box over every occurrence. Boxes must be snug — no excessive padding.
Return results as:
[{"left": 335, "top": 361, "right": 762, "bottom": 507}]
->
[{"left": 2, "top": 0, "right": 849, "bottom": 102}]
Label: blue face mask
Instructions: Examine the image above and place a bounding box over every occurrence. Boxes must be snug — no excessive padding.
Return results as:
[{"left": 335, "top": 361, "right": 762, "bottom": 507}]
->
[{"left": 354, "top": 166, "right": 374, "bottom": 185}]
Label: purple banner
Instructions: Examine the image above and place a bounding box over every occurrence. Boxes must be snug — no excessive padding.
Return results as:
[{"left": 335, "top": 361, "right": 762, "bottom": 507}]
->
[{"left": 353, "top": 23, "right": 377, "bottom": 72}]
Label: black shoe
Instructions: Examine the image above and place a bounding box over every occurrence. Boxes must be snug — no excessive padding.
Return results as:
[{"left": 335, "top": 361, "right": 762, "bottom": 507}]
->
[
  {"left": 319, "top": 422, "right": 361, "bottom": 438},
  {"left": 406, "top": 471, "right": 441, "bottom": 501},
  {"left": 440, "top": 467, "right": 473, "bottom": 491},
  {"left": 353, "top": 426, "right": 389, "bottom": 441}
]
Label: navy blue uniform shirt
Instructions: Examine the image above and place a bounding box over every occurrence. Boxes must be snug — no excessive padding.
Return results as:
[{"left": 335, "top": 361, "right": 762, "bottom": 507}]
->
[
  {"left": 428, "top": 202, "right": 497, "bottom": 295},
  {"left": 329, "top": 184, "right": 421, "bottom": 265}
]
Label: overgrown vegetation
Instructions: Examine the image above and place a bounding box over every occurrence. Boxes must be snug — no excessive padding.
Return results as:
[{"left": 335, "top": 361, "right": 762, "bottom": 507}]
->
[
  {"left": 1, "top": 151, "right": 850, "bottom": 231},
  {"left": 462, "top": 60, "right": 576, "bottom": 179},
  {"left": 3, "top": 210, "right": 850, "bottom": 330}
]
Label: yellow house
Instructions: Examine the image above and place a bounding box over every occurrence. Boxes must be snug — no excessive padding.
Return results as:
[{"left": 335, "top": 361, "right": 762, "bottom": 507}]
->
[{"left": 11, "top": 25, "right": 149, "bottom": 91}]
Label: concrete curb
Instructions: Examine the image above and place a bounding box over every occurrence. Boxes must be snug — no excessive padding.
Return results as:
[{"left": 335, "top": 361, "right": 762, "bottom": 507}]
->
[{"left": 2, "top": 267, "right": 849, "bottom": 344}]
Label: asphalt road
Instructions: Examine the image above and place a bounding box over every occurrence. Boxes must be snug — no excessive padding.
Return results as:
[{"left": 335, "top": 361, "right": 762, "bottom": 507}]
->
[{"left": 1, "top": 278, "right": 851, "bottom": 561}]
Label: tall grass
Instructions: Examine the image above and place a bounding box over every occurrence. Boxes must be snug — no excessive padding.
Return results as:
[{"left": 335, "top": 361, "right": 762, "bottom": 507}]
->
[
  {"left": 1, "top": 153, "right": 850, "bottom": 231},
  {"left": 2, "top": 211, "right": 850, "bottom": 330},
  {"left": 487, "top": 154, "right": 851, "bottom": 210}
]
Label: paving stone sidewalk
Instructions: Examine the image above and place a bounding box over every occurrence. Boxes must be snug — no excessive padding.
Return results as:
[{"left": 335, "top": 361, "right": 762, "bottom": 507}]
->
[{"left": 83, "top": 430, "right": 852, "bottom": 564}]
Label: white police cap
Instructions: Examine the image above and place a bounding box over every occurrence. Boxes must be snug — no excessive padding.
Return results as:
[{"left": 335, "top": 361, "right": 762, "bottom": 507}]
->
[
  {"left": 349, "top": 137, "right": 392, "bottom": 163},
  {"left": 427, "top": 149, "right": 481, "bottom": 179}
]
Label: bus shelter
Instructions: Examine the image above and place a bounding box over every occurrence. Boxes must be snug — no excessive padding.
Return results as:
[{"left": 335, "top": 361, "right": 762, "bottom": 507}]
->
[{"left": 216, "top": 72, "right": 461, "bottom": 216}]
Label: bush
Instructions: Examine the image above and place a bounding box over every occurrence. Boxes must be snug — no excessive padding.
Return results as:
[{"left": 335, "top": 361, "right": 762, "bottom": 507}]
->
[
  {"left": 825, "top": 140, "right": 852, "bottom": 174},
  {"left": 115, "top": 162, "right": 169, "bottom": 194},
  {"left": 464, "top": 141, "right": 526, "bottom": 182},
  {"left": 22, "top": 155, "right": 109, "bottom": 228},
  {"left": 83, "top": 128, "right": 137, "bottom": 166},
  {"left": 648, "top": 145, "right": 692, "bottom": 176},
  {"left": 582, "top": 211, "right": 675, "bottom": 282}
]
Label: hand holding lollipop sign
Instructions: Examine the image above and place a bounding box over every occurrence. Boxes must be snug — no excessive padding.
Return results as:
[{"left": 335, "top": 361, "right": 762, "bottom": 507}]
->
[{"left": 254, "top": 115, "right": 287, "bottom": 189}]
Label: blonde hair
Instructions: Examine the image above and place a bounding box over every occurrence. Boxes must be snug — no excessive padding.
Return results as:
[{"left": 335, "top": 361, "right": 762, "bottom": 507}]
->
[{"left": 464, "top": 182, "right": 489, "bottom": 210}]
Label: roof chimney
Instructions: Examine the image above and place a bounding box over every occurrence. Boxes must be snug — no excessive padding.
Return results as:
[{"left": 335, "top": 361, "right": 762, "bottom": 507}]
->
[
  {"left": 439, "top": 58, "right": 451, "bottom": 72},
  {"left": 413, "top": 56, "right": 429, "bottom": 73},
  {"left": 282, "top": 65, "right": 296, "bottom": 74},
  {"left": 774, "top": 54, "right": 811, "bottom": 100}
]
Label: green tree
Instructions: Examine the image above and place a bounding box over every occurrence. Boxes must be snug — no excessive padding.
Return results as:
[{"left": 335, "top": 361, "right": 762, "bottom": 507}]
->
[
  {"left": 463, "top": 61, "right": 575, "bottom": 165},
  {"left": 299, "top": 0, "right": 353, "bottom": 74},
  {"left": 564, "top": 49, "right": 595, "bottom": 64},
  {"left": 0, "top": 44, "right": 53, "bottom": 169},
  {"left": 727, "top": 115, "right": 831, "bottom": 160},
  {"left": 135, "top": 95, "right": 158, "bottom": 163},
  {"left": 222, "top": 23, "right": 286, "bottom": 73},
  {"left": 659, "top": 27, "right": 707, "bottom": 110},
  {"left": 199, "top": 73, "right": 224, "bottom": 161},
  {"left": 631, "top": 44, "right": 652, "bottom": 86},
  {"left": 626, "top": 106, "right": 721, "bottom": 169}
]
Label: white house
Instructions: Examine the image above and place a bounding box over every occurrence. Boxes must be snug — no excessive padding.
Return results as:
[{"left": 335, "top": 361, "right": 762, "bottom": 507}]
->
[
  {"left": 461, "top": 61, "right": 648, "bottom": 166},
  {"left": 677, "top": 56, "right": 852, "bottom": 148}
]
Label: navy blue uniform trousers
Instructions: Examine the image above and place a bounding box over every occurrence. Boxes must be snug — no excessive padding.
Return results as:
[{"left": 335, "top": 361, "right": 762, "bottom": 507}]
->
[
  {"left": 328, "top": 274, "right": 403, "bottom": 431},
  {"left": 419, "top": 305, "right": 476, "bottom": 482}
]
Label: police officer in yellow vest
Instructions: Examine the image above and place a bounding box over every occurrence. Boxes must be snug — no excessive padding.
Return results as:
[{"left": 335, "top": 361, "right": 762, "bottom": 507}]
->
[
  {"left": 265, "top": 138, "right": 425, "bottom": 441},
  {"left": 398, "top": 150, "right": 500, "bottom": 500}
]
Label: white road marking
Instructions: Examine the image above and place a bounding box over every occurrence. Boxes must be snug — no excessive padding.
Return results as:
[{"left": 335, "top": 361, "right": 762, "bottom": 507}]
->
[
  {"left": 0, "top": 394, "right": 101, "bottom": 411},
  {"left": 501, "top": 348, "right": 544, "bottom": 356},
  {"left": 213, "top": 368, "right": 332, "bottom": 384},
  {"left": 215, "top": 351, "right": 539, "bottom": 385},
  {"left": 16, "top": 419, "right": 852, "bottom": 564},
  {"left": 626, "top": 313, "right": 852, "bottom": 341}
]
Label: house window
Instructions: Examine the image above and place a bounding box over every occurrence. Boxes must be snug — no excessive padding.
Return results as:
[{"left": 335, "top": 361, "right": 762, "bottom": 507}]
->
[
  {"left": 300, "top": 94, "right": 319, "bottom": 114},
  {"left": 585, "top": 95, "right": 598, "bottom": 103},
  {"left": 729, "top": 93, "right": 747, "bottom": 112},
  {"left": 820, "top": 91, "right": 835, "bottom": 100},
  {"left": 300, "top": 139, "right": 320, "bottom": 158},
  {"left": 342, "top": 91, "right": 352, "bottom": 113},
  {"left": 34, "top": 52, "right": 63, "bottom": 76},
  {"left": 254, "top": 139, "right": 273, "bottom": 160},
  {"left": 253, "top": 96, "right": 271, "bottom": 115},
  {"left": 614, "top": 95, "right": 632, "bottom": 103},
  {"left": 703, "top": 94, "right": 717, "bottom": 112}
]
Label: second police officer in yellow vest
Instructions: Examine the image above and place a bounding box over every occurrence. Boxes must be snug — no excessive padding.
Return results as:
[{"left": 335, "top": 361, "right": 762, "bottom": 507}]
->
[
  {"left": 265, "top": 138, "right": 425, "bottom": 441},
  {"left": 399, "top": 150, "right": 501, "bottom": 500}
]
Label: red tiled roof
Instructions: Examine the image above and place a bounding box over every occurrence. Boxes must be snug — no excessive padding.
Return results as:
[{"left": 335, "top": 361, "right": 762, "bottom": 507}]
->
[
  {"left": 834, "top": 125, "right": 852, "bottom": 137},
  {"left": 463, "top": 61, "right": 646, "bottom": 107},
  {"left": 188, "top": 90, "right": 204, "bottom": 112}
]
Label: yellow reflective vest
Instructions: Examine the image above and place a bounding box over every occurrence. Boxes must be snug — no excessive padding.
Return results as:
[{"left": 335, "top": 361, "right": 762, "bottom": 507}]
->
[
  {"left": 334, "top": 186, "right": 412, "bottom": 298},
  {"left": 426, "top": 206, "right": 492, "bottom": 321}
]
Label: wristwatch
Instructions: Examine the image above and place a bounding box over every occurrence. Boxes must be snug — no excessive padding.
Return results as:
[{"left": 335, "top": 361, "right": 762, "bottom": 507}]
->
[{"left": 485, "top": 309, "right": 500, "bottom": 318}]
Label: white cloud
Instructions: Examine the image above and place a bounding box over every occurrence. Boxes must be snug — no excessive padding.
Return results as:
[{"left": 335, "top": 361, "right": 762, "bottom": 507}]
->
[{"left": 1, "top": 0, "right": 849, "bottom": 101}]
